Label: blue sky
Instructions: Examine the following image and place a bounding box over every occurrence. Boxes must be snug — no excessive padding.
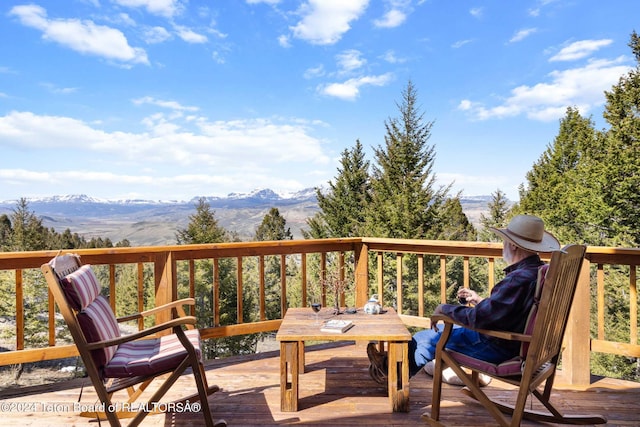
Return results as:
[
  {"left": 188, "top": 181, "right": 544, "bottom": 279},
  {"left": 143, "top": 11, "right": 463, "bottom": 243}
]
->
[{"left": 0, "top": 0, "right": 638, "bottom": 203}]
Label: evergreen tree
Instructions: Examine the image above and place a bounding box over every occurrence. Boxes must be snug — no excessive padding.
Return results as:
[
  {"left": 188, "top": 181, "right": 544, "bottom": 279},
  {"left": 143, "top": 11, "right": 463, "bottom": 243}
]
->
[
  {"left": 10, "top": 198, "right": 46, "bottom": 251},
  {"left": 366, "top": 81, "right": 449, "bottom": 239},
  {"left": 175, "top": 198, "right": 256, "bottom": 358},
  {"left": 599, "top": 30, "right": 640, "bottom": 246},
  {"left": 306, "top": 140, "right": 371, "bottom": 238},
  {"left": 176, "top": 198, "right": 228, "bottom": 244},
  {"left": 478, "top": 189, "right": 511, "bottom": 242},
  {"left": 517, "top": 107, "right": 606, "bottom": 244},
  {"left": 434, "top": 195, "right": 477, "bottom": 242},
  {"left": 0, "top": 214, "right": 12, "bottom": 251},
  {"left": 255, "top": 208, "right": 293, "bottom": 241},
  {"left": 254, "top": 208, "right": 294, "bottom": 320}
]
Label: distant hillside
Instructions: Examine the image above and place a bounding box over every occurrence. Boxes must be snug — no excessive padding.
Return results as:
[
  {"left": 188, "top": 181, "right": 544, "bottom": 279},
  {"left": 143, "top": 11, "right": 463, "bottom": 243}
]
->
[{"left": 0, "top": 190, "right": 496, "bottom": 246}]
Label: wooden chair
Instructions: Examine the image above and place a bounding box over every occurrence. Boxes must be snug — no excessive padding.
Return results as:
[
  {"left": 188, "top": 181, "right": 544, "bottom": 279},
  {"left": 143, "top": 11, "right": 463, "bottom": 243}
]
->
[
  {"left": 423, "top": 244, "right": 606, "bottom": 426},
  {"left": 42, "top": 253, "right": 226, "bottom": 427}
]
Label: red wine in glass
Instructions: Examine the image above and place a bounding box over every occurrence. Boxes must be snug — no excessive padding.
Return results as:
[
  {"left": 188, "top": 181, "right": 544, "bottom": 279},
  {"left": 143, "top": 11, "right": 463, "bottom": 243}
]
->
[{"left": 311, "top": 303, "right": 322, "bottom": 323}]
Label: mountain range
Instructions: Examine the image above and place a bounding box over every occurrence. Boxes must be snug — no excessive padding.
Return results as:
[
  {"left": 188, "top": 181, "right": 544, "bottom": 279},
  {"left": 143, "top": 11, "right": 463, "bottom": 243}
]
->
[{"left": 0, "top": 189, "right": 494, "bottom": 246}]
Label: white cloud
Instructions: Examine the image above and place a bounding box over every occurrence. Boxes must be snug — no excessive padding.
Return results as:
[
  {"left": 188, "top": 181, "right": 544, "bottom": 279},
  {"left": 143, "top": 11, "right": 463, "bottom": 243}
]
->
[
  {"left": 290, "top": 0, "right": 369, "bottom": 45},
  {"left": 336, "top": 50, "right": 366, "bottom": 73},
  {"left": 143, "top": 26, "right": 172, "bottom": 44},
  {"left": 319, "top": 73, "right": 393, "bottom": 100},
  {"left": 246, "top": 0, "right": 281, "bottom": 4},
  {"left": 278, "top": 34, "right": 291, "bottom": 48},
  {"left": 40, "top": 82, "right": 78, "bottom": 95},
  {"left": 373, "top": 9, "right": 406, "bottom": 28},
  {"left": 528, "top": 0, "right": 559, "bottom": 17},
  {"left": 470, "top": 7, "right": 483, "bottom": 18},
  {"left": 173, "top": 25, "right": 208, "bottom": 43},
  {"left": 211, "top": 51, "right": 226, "bottom": 64},
  {"left": 304, "top": 64, "right": 325, "bottom": 79},
  {"left": 550, "top": 39, "right": 613, "bottom": 62},
  {"left": 9, "top": 5, "right": 149, "bottom": 65},
  {"left": 458, "top": 57, "right": 631, "bottom": 121},
  {"left": 452, "top": 39, "right": 473, "bottom": 49},
  {"left": 509, "top": 28, "right": 538, "bottom": 43},
  {"left": 132, "top": 96, "right": 199, "bottom": 112},
  {"left": 0, "top": 109, "right": 330, "bottom": 176},
  {"left": 381, "top": 50, "right": 406, "bottom": 64},
  {"left": 112, "top": 0, "right": 184, "bottom": 18}
]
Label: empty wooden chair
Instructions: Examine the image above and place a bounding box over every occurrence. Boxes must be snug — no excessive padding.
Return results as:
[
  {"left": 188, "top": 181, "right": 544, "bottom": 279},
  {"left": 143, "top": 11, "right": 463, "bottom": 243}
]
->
[
  {"left": 423, "top": 244, "right": 606, "bottom": 426},
  {"left": 42, "top": 253, "right": 226, "bottom": 427}
]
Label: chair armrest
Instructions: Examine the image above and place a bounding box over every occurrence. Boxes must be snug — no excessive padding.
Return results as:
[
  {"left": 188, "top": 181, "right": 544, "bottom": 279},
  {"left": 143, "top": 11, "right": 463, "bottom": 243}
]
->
[
  {"left": 430, "top": 314, "right": 532, "bottom": 343},
  {"left": 85, "top": 316, "right": 197, "bottom": 350},
  {"left": 116, "top": 298, "right": 195, "bottom": 323}
]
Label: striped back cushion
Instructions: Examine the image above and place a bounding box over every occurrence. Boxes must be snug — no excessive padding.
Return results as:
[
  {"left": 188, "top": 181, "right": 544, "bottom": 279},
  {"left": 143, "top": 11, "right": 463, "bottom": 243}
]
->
[
  {"left": 520, "top": 264, "right": 549, "bottom": 358},
  {"left": 77, "top": 295, "right": 121, "bottom": 370},
  {"left": 60, "top": 265, "right": 101, "bottom": 311}
]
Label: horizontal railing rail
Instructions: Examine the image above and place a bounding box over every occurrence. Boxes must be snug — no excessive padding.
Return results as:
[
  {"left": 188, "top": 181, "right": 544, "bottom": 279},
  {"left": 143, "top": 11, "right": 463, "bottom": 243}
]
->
[{"left": 0, "top": 239, "right": 637, "bottom": 386}]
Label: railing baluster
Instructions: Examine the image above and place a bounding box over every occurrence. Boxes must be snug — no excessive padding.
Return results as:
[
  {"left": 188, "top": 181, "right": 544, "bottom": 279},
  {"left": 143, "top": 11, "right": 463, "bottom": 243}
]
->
[
  {"left": 48, "top": 283, "right": 55, "bottom": 346},
  {"left": 597, "top": 264, "right": 605, "bottom": 340},
  {"left": 16, "top": 269, "right": 23, "bottom": 351},
  {"left": 137, "top": 262, "right": 144, "bottom": 330},
  {"left": 237, "top": 256, "right": 243, "bottom": 324},
  {"left": 109, "top": 264, "right": 116, "bottom": 312},
  {"left": 301, "top": 253, "right": 307, "bottom": 308},
  {"left": 463, "top": 256, "right": 470, "bottom": 288},
  {"left": 488, "top": 257, "right": 495, "bottom": 291},
  {"left": 280, "top": 254, "right": 286, "bottom": 316},
  {"left": 259, "top": 255, "right": 266, "bottom": 319},
  {"left": 439, "top": 255, "right": 446, "bottom": 304},
  {"left": 630, "top": 265, "right": 637, "bottom": 345},
  {"left": 377, "top": 252, "right": 383, "bottom": 306},
  {"left": 396, "top": 253, "right": 403, "bottom": 314},
  {"left": 418, "top": 254, "right": 424, "bottom": 317},
  {"left": 213, "top": 257, "right": 220, "bottom": 327}
]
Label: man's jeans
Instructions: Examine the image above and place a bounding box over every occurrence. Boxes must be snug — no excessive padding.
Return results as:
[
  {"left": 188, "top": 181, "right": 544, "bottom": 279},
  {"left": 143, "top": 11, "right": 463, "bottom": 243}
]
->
[{"left": 408, "top": 325, "right": 516, "bottom": 376}]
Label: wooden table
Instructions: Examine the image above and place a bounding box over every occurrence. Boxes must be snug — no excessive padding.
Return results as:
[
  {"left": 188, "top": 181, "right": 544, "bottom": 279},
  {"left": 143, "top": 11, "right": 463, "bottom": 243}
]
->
[{"left": 276, "top": 307, "right": 412, "bottom": 412}]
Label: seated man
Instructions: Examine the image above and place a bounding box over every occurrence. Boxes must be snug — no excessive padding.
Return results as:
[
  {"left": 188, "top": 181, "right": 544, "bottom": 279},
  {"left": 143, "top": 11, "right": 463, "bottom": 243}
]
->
[{"left": 367, "top": 214, "right": 560, "bottom": 385}]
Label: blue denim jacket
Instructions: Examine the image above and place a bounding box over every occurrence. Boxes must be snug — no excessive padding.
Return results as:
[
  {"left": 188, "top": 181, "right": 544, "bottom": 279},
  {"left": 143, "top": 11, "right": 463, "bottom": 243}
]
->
[{"left": 438, "top": 254, "right": 544, "bottom": 352}]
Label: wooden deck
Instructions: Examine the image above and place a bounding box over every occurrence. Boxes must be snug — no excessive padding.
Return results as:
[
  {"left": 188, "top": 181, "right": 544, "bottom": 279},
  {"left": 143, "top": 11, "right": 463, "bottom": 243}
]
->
[{"left": 0, "top": 341, "right": 638, "bottom": 426}]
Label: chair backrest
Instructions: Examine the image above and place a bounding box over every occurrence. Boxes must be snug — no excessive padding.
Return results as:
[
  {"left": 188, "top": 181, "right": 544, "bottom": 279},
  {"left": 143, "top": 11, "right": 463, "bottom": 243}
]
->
[
  {"left": 43, "top": 254, "right": 121, "bottom": 378},
  {"left": 519, "top": 263, "right": 549, "bottom": 359},
  {"left": 523, "top": 244, "right": 586, "bottom": 374}
]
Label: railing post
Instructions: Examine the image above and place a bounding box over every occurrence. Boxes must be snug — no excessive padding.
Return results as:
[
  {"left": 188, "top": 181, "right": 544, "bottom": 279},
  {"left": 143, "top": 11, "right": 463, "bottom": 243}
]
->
[
  {"left": 154, "top": 250, "right": 177, "bottom": 329},
  {"left": 562, "top": 258, "right": 592, "bottom": 385},
  {"left": 354, "top": 241, "right": 369, "bottom": 308}
]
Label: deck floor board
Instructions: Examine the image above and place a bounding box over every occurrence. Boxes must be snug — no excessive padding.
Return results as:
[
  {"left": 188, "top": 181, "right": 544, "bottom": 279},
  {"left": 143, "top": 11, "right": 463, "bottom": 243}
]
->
[{"left": 1, "top": 342, "right": 637, "bottom": 426}]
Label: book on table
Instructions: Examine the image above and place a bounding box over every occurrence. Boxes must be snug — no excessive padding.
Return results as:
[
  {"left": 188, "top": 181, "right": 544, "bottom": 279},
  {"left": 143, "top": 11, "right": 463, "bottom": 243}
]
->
[{"left": 320, "top": 319, "right": 354, "bottom": 333}]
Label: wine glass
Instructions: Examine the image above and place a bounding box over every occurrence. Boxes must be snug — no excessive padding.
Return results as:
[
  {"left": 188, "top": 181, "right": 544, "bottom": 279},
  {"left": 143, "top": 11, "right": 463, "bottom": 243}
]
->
[
  {"left": 457, "top": 286, "right": 468, "bottom": 305},
  {"left": 311, "top": 302, "right": 322, "bottom": 324}
]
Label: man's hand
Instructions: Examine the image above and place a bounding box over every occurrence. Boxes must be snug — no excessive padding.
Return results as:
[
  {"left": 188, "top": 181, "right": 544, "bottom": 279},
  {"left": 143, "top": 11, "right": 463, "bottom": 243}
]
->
[{"left": 457, "top": 287, "right": 482, "bottom": 305}]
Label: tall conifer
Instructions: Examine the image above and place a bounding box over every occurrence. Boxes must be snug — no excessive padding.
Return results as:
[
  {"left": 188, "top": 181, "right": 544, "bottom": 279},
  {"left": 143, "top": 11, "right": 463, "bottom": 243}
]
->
[{"left": 367, "top": 81, "right": 448, "bottom": 239}]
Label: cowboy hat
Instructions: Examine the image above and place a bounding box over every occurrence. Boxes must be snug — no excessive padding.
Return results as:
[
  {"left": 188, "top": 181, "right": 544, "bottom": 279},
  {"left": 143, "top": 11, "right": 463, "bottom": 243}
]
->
[{"left": 490, "top": 214, "right": 560, "bottom": 253}]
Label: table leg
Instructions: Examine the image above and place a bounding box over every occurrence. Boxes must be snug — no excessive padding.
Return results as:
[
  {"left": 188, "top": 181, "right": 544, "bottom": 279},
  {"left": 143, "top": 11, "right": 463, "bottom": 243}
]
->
[
  {"left": 387, "top": 341, "right": 410, "bottom": 412},
  {"left": 299, "top": 340, "right": 305, "bottom": 373},
  {"left": 280, "top": 341, "right": 299, "bottom": 411}
]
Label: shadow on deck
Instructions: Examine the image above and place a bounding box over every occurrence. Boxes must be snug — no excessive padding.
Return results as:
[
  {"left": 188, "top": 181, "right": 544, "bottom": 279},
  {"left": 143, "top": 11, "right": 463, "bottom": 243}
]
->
[{"left": 0, "top": 342, "right": 637, "bottom": 426}]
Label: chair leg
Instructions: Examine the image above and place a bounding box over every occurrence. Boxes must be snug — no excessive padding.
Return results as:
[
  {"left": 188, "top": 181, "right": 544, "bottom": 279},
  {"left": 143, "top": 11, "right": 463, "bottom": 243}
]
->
[
  {"left": 459, "top": 385, "right": 607, "bottom": 425},
  {"left": 191, "top": 359, "right": 226, "bottom": 427}
]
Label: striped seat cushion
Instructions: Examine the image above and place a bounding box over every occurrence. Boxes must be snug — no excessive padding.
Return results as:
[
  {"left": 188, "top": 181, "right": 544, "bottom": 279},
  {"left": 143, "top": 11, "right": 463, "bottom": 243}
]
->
[
  {"left": 77, "top": 295, "right": 121, "bottom": 369},
  {"left": 449, "top": 351, "right": 524, "bottom": 377},
  {"left": 60, "top": 264, "right": 102, "bottom": 310},
  {"left": 103, "top": 329, "right": 202, "bottom": 378}
]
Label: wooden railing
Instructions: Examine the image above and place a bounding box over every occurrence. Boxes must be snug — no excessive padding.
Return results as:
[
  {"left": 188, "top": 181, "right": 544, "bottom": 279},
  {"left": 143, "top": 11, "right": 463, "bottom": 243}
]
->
[{"left": 0, "top": 239, "right": 638, "bottom": 386}]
